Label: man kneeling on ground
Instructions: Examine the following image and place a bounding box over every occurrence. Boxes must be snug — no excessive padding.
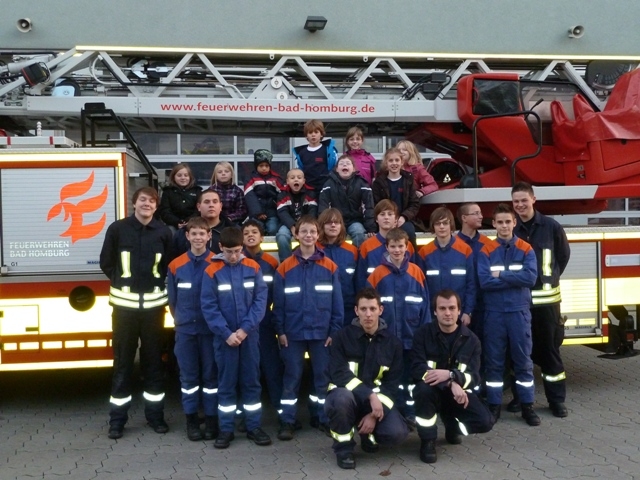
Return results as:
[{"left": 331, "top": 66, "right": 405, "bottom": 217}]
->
[
  {"left": 411, "top": 289, "right": 494, "bottom": 464},
  {"left": 324, "top": 288, "right": 409, "bottom": 469}
]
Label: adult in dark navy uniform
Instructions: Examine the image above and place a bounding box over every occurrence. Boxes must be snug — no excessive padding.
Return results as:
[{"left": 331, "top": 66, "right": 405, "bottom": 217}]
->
[
  {"left": 325, "top": 288, "right": 409, "bottom": 469},
  {"left": 512, "top": 182, "right": 570, "bottom": 418},
  {"left": 100, "top": 186, "right": 173, "bottom": 439}
]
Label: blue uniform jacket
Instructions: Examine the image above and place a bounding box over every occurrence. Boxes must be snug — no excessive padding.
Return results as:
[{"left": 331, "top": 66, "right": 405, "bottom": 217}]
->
[
  {"left": 417, "top": 236, "right": 476, "bottom": 316},
  {"left": 366, "top": 252, "right": 430, "bottom": 350},
  {"left": 457, "top": 231, "right": 493, "bottom": 311},
  {"left": 272, "top": 247, "right": 344, "bottom": 341},
  {"left": 243, "top": 248, "right": 279, "bottom": 327},
  {"left": 356, "top": 233, "right": 415, "bottom": 292},
  {"left": 168, "top": 249, "right": 215, "bottom": 335},
  {"left": 200, "top": 254, "right": 268, "bottom": 339},
  {"left": 318, "top": 241, "right": 358, "bottom": 313},
  {"left": 477, "top": 235, "right": 537, "bottom": 313}
]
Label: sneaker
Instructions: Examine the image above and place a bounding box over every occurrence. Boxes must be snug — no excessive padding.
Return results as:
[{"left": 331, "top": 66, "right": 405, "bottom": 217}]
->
[
  {"left": 521, "top": 403, "right": 541, "bottom": 426},
  {"left": 148, "top": 419, "right": 169, "bottom": 434},
  {"left": 445, "top": 429, "right": 462, "bottom": 445},
  {"left": 360, "top": 434, "right": 379, "bottom": 453},
  {"left": 550, "top": 402, "right": 568, "bottom": 418},
  {"left": 336, "top": 452, "right": 356, "bottom": 469},
  {"left": 506, "top": 398, "right": 522, "bottom": 413},
  {"left": 277, "top": 422, "right": 296, "bottom": 441},
  {"left": 247, "top": 427, "right": 272, "bottom": 446},
  {"left": 214, "top": 431, "right": 235, "bottom": 449},
  {"left": 204, "top": 415, "right": 219, "bottom": 440},
  {"left": 186, "top": 414, "right": 202, "bottom": 441},
  {"left": 108, "top": 425, "right": 124, "bottom": 440},
  {"left": 419, "top": 439, "right": 437, "bottom": 464},
  {"left": 488, "top": 404, "right": 501, "bottom": 423}
]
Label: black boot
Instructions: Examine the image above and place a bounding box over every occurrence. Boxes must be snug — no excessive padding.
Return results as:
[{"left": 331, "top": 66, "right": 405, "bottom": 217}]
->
[
  {"left": 419, "top": 439, "right": 437, "bottom": 463},
  {"left": 488, "top": 404, "right": 501, "bottom": 423},
  {"left": 186, "top": 413, "right": 202, "bottom": 441},
  {"left": 521, "top": 403, "right": 541, "bottom": 426},
  {"left": 204, "top": 415, "right": 219, "bottom": 440}
]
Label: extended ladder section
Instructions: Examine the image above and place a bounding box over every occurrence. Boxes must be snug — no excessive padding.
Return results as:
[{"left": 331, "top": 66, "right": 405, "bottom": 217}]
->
[{"left": 0, "top": 47, "right": 609, "bottom": 134}]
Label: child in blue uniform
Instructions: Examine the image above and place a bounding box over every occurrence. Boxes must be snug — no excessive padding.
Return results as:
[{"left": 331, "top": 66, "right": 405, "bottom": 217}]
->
[
  {"left": 201, "top": 227, "right": 271, "bottom": 448},
  {"left": 167, "top": 217, "right": 218, "bottom": 441}
]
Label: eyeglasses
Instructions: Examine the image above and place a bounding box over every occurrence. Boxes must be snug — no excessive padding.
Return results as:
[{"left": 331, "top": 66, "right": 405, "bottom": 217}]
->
[
  {"left": 433, "top": 220, "right": 450, "bottom": 227},
  {"left": 464, "top": 211, "right": 483, "bottom": 217}
]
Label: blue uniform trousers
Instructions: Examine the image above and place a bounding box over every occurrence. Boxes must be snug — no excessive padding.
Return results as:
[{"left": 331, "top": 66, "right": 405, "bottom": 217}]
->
[
  {"left": 174, "top": 332, "right": 218, "bottom": 416},
  {"left": 398, "top": 350, "right": 416, "bottom": 420},
  {"left": 324, "top": 388, "right": 409, "bottom": 454},
  {"left": 280, "top": 339, "right": 330, "bottom": 424},
  {"left": 214, "top": 332, "right": 262, "bottom": 433},
  {"left": 484, "top": 310, "right": 535, "bottom": 405}
]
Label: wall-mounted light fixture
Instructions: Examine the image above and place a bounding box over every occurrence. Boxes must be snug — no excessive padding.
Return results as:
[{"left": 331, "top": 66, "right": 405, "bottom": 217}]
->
[
  {"left": 568, "top": 25, "right": 585, "bottom": 39},
  {"left": 304, "top": 16, "right": 327, "bottom": 33},
  {"left": 16, "top": 18, "right": 33, "bottom": 33}
]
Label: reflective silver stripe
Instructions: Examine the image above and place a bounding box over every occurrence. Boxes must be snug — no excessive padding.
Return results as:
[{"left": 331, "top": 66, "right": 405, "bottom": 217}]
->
[
  {"left": 120, "top": 251, "right": 131, "bottom": 278},
  {"left": 243, "top": 281, "right": 255, "bottom": 288},
  {"left": 143, "top": 392, "right": 165, "bottom": 402},
  {"left": 317, "top": 398, "right": 325, "bottom": 405},
  {"left": 181, "top": 386, "right": 199, "bottom": 395},
  {"left": 281, "top": 399, "right": 297, "bottom": 405},
  {"left": 152, "top": 253, "right": 162, "bottom": 279},
  {"left": 490, "top": 265, "right": 505, "bottom": 272},
  {"left": 486, "top": 381, "right": 503, "bottom": 388},
  {"left": 374, "top": 366, "right": 389, "bottom": 384},
  {"left": 284, "top": 287, "right": 300, "bottom": 294},
  {"left": 372, "top": 387, "right": 380, "bottom": 393},
  {"left": 451, "top": 269, "right": 466, "bottom": 275},
  {"left": 427, "top": 361, "right": 436, "bottom": 369},
  {"left": 328, "top": 383, "right": 337, "bottom": 391},
  {"left": 218, "top": 284, "right": 232, "bottom": 291},
  {"left": 331, "top": 427, "right": 354, "bottom": 443},
  {"left": 218, "top": 404, "right": 237, "bottom": 413},
  {"left": 367, "top": 434, "right": 378, "bottom": 446},
  {"left": 426, "top": 269, "right": 439, "bottom": 276},
  {"left": 367, "top": 267, "right": 375, "bottom": 273},
  {"left": 315, "top": 285, "right": 333, "bottom": 292},
  {"left": 202, "top": 388, "right": 218, "bottom": 394},
  {"left": 380, "top": 296, "right": 393, "bottom": 303},
  {"left": 542, "top": 248, "right": 552, "bottom": 277},
  {"left": 457, "top": 418, "right": 469, "bottom": 436},
  {"left": 177, "top": 283, "right": 192, "bottom": 289},
  {"left": 406, "top": 400, "right": 415, "bottom": 406},
  {"left": 109, "top": 296, "right": 139, "bottom": 309},
  {"left": 263, "top": 275, "right": 273, "bottom": 282},
  {"left": 457, "top": 363, "right": 467, "bottom": 372},
  {"left": 532, "top": 284, "right": 562, "bottom": 304},
  {"left": 243, "top": 403, "right": 261, "bottom": 412},
  {"left": 144, "top": 296, "right": 169, "bottom": 309},
  {"left": 516, "top": 380, "right": 534, "bottom": 388},
  {"left": 277, "top": 409, "right": 283, "bottom": 414},
  {"left": 543, "top": 372, "right": 566, "bottom": 382},
  {"left": 110, "top": 395, "right": 132, "bottom": 406},
  {"left": 508, "top": 264, "right": 523, "bottom": 271},
  {"left": 345, "top": 268, "right": 355, "bottom": 274},
  {"left": 462, "top": 373, "right": 472, "bottom": 389},
  {"left": 404, "top": 296, "right": 423, "bottom": 303},
  {"left": 348, "top": 361, "right": 359, "bottom": 376},
  {"left": 110, "top": 286, "right": 139, "bottom": 301},
  {"left": 308, "top": 394, "right": 319, "bottom": 403},
  {"left": 415, "top": 414, "right": 437, "bottom": 427}
]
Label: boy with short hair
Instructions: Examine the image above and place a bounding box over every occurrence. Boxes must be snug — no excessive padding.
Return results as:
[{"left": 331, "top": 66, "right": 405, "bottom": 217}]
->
[
  {"left": 276, "top": 168, "right": 318, "bottom": 260},
  {"left": 273, "top": 215, "right": 344, "bottom": 441},
  {"left": 244, "top": 149, "right": 284, "bottom": 236},
  {"left": 241, "top": 219, "right": 282, "bottom": 413},
  {"left": 201, "top": 227, "right": 271, "bottom": 448},
  {"left": 294, "top": 119, "right": 339, "bottom": 192},
  {"left": 477, "top": 204, "right": 539, "bottom": 426},
  {"left": 167, "top": 217, "right": 218, "bottom": 442},
  {"left": 356, "top": 200, "right": 415, "bottom": 291},
  {"left": 366, "top": 228, "right": 430, "bottom": 424}
]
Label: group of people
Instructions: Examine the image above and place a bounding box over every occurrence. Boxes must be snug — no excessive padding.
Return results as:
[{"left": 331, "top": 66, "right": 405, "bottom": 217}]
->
[{"left": 98, "top": 119, "right": 570, "bottom": 470}]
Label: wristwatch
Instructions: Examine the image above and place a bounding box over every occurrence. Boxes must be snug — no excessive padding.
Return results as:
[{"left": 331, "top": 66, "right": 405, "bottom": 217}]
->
[{"left": 449, "top": 370, "right": 456, "bottom": 381}]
